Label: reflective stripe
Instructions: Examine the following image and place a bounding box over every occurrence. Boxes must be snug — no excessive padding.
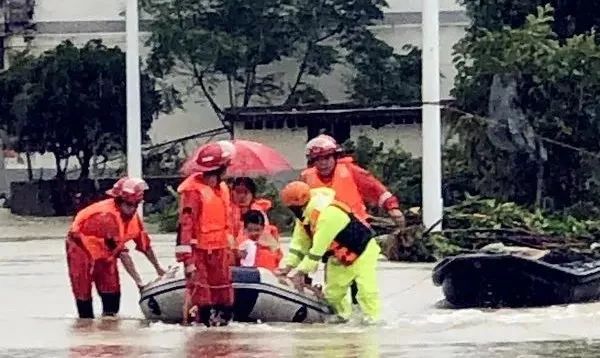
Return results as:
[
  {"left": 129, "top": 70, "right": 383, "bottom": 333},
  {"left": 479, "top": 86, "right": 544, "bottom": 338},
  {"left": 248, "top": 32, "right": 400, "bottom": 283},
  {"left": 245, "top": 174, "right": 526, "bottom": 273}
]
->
[
  {"left": 307, "top": 253, "right": 321, "bottom": 261},
  {"left": 289, "top": 248, "right": 305, "bottom": 258},
  {"left": 378, "top": 191, "right": 393, "bottom": 208},
  {"left": 192, "top": 283, "right": 231, "bottom": 289},
  {"left": 190, "top": 239, "right": 198, "bottom": 245},
  {"left": 175, "top": 245, "right": 192, "bottom": 253}
]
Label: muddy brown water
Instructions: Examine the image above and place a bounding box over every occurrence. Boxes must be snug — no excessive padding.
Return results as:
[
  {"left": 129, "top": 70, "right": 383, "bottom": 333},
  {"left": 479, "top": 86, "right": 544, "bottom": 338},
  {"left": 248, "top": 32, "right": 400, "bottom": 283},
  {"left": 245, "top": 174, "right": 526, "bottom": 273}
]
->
[{"left": 1, "top": 235, "right": 600, "bottom": 357}]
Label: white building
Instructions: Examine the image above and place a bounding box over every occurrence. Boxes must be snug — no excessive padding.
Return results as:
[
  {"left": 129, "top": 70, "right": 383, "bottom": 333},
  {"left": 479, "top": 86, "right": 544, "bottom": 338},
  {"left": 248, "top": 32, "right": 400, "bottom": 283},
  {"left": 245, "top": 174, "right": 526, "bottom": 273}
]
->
[{"left": 0, "top": 0, "right": 469, "bottom": 171}]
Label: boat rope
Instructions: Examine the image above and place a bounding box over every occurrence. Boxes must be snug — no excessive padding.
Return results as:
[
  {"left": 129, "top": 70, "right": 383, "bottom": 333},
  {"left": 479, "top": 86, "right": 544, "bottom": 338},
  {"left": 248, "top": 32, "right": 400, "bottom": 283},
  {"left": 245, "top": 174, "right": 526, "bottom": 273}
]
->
[{"left": 382, "top": 272, "right": 432, "bottom": 300}]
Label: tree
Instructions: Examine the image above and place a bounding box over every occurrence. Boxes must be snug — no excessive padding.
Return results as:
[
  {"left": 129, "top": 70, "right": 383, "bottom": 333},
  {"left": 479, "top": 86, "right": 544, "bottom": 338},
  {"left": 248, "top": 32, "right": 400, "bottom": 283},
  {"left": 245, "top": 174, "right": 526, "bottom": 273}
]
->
[
  {"left": 345, "top": 31, "right": 422, "bottom": 104},
  {"left": 142, "top": 0, "right": 389, "bottom": 128},
  {"left": 452, "top": 5, "right": 600, "bottom": 210},
  {"left": 459, "top": 0, "right": 600, "bottom": 40},
  {"left": 0, "top": 40, "right": 166, "bottom": 179}
]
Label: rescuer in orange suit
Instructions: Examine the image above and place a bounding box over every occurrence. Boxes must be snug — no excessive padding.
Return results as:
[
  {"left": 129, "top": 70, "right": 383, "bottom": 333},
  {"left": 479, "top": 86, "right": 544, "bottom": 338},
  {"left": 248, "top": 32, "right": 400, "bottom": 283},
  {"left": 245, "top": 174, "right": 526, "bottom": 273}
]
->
[
  {"left": 66, "top": 177, "right": 166, "bottom": 319},
  {"left": 175, "top": 141, "right": 236, "bottom": 327},
  {"left": 298, "top": 134, "right": 405, "bottom": 304}
]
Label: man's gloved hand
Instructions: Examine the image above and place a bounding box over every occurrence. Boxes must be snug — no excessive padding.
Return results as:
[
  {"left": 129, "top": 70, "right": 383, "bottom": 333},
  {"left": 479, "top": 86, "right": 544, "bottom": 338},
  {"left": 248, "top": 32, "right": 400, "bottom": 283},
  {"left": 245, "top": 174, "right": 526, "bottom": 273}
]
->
[{"left": 289, "top": 271, "right": 308, "bottom": 292}]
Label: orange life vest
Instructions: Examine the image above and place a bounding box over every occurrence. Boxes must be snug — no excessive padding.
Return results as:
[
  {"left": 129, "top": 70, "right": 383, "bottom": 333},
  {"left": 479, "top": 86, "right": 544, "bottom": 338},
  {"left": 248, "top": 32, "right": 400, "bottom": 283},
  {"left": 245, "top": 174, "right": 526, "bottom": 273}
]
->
[
  {"left": 69, "top": 199, "right": 144, "bottom": 261},
  {"left": 178, "top": 175, "right": 231, "bottom": 250},
  {"left": 255, "top": 244, "right": 282, "bottom": 271},
  {"left": 237, "top": 225, "right": 282, "bottom": 270},
  {"left": 301, "top": 163, "right": 369, "bottom": 222},
  {"left": 232, "top": 198, "right": 273, "bottom": 247},
  {"left": 230, "top": 199, "right": 273, "bottom": 246}
]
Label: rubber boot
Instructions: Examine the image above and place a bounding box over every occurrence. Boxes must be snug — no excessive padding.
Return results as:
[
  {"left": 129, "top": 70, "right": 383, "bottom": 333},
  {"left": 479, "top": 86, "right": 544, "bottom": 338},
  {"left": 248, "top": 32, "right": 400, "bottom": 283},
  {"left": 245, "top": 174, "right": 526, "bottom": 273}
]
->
[
  {"left": 197, "top": 306, "right": 212, "bottom": 327},
  {"left": 350, "top": 281, "right": 359, "bottom": 305},
  {"left": 76, "top": 299, "right": 94, "bottom": 319},
  {"left": 214, "top": 305, "right": 233, "bottom": 327},
  {"left": 99, "top": 292, "right": 121, "bottom": 317}
]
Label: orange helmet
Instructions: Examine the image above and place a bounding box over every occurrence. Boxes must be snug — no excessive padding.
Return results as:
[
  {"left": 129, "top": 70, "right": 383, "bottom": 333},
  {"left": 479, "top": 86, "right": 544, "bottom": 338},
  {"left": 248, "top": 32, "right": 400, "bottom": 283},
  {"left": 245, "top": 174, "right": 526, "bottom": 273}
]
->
[
  {"left": 106, "top": 177, "right": 149, "bottom": 204},
  {"left": 280, "top": 181, "right": 311, "bottom": 207},
  {"left": 193, "top": 141, "right": 235, "bottom": 172},
  {"left": 305, "top": 134, "right": 340, "bottom": 160}
]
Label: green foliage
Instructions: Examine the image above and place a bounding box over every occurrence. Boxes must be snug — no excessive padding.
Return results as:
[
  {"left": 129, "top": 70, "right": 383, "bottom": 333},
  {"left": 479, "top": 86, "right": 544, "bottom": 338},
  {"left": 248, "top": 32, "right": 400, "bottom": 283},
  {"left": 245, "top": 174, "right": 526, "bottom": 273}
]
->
[
  {"left": 0, "top": 40, "right": 166, "bottom": 179},
  {"left": 147, "top": 185, "right": 180, "bottom": 233},
  {"left": 397, "top": 195, "right": 600, "bottom": 261},
  {"left": 343, "top": 135, "right": 477, "bottom": 210},
  {"left": 346, "top": 34, "right": 422, "bottom": 104},
  {"left": 142, "top": 0, "right": 394, "bottom": 117},
  {"left": 451, "top": 5, "right": 600, "bottom": 209},
  {"left": 459, "top": 0, "right": 600, "bottom": 40},
  {"left": 343, "top": 136, "right": 422, "bottom": 210}
]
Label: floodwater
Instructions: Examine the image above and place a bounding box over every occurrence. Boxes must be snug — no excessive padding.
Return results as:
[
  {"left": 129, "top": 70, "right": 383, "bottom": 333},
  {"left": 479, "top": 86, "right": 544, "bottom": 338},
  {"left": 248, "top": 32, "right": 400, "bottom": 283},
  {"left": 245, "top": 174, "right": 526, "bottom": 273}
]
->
[{"left": 2, "top": 236, "right": 600, "bottom": 357}]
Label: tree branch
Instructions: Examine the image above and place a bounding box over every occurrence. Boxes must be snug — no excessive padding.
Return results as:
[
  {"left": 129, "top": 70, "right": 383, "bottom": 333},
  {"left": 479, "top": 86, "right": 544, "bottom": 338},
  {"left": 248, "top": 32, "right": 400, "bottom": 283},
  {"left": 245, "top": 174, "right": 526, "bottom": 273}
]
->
[
  {"left": 286, "top": 43, "right": 312, "bottom": 103},
  {"left": 227, "top": 74, "right": 235, "bottom": 108},
  {"left": 243, "top": 68, "right": 256, "bottom": 107}
]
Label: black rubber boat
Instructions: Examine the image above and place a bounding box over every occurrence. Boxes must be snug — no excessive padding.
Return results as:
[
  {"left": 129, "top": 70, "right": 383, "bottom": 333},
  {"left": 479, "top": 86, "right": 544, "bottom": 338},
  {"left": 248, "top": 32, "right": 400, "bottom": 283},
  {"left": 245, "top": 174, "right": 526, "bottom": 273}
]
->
[{"left": 432, "top": 252, "right": 600, "bottom": 308}]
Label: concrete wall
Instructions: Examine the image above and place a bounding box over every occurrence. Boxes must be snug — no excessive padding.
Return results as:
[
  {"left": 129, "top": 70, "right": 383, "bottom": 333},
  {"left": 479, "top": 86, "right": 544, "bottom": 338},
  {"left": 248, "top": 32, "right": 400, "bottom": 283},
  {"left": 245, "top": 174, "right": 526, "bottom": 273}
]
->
[{"left": 234, "top": 122, "right": 424, "bottom": 169}]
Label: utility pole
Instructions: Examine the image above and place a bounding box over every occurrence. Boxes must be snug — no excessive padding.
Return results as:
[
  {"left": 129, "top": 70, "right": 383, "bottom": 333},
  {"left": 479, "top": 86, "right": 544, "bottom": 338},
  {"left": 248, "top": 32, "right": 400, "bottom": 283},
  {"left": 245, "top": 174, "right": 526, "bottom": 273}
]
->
[
  {"left": 126, "top": 0, "right": 143, "bottom": 217},
  {"left": 421, "top": 0, "right": 443, "bottom": 231}
]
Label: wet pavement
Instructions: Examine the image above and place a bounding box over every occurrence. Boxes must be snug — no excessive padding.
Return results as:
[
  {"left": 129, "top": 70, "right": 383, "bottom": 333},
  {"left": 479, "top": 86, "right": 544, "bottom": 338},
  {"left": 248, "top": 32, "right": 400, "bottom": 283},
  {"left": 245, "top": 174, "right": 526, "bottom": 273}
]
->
[{"left": 2, "top": 214, "right": 600, "bottom": 357}]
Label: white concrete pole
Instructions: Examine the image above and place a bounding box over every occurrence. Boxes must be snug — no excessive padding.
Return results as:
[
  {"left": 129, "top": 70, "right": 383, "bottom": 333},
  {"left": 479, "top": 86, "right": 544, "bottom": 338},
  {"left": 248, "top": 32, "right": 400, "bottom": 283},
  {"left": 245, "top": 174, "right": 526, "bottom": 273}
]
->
[
  {"left": 126, "top": 0, "right": 143, "bottom": 217},
  {"left": 422, "top": 0, "right": 443, "bottom": 231}
]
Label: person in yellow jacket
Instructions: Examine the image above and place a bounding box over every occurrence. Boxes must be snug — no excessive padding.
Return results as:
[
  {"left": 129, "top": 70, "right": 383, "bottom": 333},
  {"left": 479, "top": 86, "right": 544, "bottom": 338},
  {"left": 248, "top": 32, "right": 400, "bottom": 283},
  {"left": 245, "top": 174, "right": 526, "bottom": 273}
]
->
[{"left": 276, "top": 181, "right": 381, "bottom": 323}]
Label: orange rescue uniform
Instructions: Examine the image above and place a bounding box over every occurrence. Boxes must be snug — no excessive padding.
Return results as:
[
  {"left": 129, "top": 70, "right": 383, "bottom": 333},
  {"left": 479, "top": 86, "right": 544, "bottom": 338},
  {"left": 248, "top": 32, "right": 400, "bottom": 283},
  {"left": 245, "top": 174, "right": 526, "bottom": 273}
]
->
[
  {"left": 176, "top": 174, "right": 234, "bottom": 309},
  {"left": 300, "top": 157, "right": 400, "bottom": 219},
  {"left": 66, "top": 199, "right": 150, "bottom": 313}
]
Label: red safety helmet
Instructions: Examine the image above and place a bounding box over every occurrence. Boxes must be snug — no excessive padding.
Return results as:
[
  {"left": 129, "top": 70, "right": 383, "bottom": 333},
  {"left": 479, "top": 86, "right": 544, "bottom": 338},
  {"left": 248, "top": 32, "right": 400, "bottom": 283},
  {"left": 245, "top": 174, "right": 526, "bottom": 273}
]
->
[
  {"left": 193, "top": 141, "right": 235, "bottom": 172},
  {"left": 305, "top": 134, "right": 341, "bottom": 160},
  {"left": 106, "top": 177, "right": 149, "bottom": 204}
]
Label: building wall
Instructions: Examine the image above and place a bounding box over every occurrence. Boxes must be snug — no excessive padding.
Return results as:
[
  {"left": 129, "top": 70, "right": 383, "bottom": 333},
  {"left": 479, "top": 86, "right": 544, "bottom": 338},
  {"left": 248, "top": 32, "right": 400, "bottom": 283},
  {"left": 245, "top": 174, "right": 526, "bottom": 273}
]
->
[
  {"left": 1, "top": 0, "right": 469, "bottom": 170},
  {"left": 234, "top": 122, "right": 424, "bottom": 169}
]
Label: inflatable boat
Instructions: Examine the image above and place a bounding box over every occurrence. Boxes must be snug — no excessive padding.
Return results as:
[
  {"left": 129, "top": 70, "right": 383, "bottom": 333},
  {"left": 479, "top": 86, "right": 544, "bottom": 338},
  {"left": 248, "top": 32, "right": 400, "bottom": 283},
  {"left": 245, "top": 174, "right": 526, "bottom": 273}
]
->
[
  {"left": 139, "top": 266, "right": 333, "bottom": 323},
  {"left": 432, "top": 250, "right": 600, "bottom": 308}
]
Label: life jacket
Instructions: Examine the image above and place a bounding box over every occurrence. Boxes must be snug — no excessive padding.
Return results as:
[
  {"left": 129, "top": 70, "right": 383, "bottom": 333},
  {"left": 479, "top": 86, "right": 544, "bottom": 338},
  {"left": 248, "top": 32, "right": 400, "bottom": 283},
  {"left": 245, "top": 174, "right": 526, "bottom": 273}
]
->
[
  {"left": 301, "top": 162, "right": 369, "bottom": 222},
  {"left": 240, "top": 224, "right": 282, "bottom": 270},
  {"left": 303, "top": 198, "right": 374, "bottom": 266},
  {"left": 231, "top": 198, "right": 273, "bottom": 247},
  {"left": 255, "top": 244, "right": 283, "bottom": 271},
  {"left": 69, "top": 199, "right": 144, "bottom": 261},
  {"left": 178, "top": 175, "right": 231, "bottom": 250}
]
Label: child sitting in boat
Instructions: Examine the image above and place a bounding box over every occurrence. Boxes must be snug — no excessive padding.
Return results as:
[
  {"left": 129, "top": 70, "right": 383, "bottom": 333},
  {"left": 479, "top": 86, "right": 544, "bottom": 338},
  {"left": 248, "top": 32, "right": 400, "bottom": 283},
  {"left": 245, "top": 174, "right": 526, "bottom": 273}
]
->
[{"left": 237, "top": 210, "right": 282, "bottom": 271}]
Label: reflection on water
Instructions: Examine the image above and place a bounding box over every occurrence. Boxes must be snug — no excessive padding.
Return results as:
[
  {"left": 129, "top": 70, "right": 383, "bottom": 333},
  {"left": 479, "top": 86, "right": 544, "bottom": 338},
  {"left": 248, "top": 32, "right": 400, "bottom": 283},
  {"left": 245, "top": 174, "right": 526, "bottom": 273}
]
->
[
  {"left": 2, "top": 236, "right": 600, "bottom": 357},
  {"left": 4, "top": 336, "right": 600, "bottom": 358}
]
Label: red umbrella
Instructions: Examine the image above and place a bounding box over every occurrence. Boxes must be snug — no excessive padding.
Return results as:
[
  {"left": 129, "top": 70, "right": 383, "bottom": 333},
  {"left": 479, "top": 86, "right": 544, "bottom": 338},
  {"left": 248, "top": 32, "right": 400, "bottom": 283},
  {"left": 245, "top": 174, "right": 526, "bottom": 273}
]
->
[{"left": 181, "top": 139, "right": 293, "bottom": 177}]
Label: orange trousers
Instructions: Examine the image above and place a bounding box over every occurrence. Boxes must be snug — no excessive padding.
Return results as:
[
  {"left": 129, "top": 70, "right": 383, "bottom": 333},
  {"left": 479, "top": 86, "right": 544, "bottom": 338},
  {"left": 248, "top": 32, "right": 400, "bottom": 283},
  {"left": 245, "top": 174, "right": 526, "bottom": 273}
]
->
[
  {"left": 66, "top": 238, "right": 120, "bottom": 301},
  {"left": 187, "top": 248, "right": 234, "bottom": 308}
]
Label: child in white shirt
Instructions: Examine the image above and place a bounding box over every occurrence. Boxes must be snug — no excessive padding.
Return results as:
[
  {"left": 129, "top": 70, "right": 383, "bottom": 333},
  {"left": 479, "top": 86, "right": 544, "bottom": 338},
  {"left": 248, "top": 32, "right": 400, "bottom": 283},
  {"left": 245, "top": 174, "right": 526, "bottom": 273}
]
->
[{"left": 237, "top": 210, "right": 264, "bottom": 267}]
